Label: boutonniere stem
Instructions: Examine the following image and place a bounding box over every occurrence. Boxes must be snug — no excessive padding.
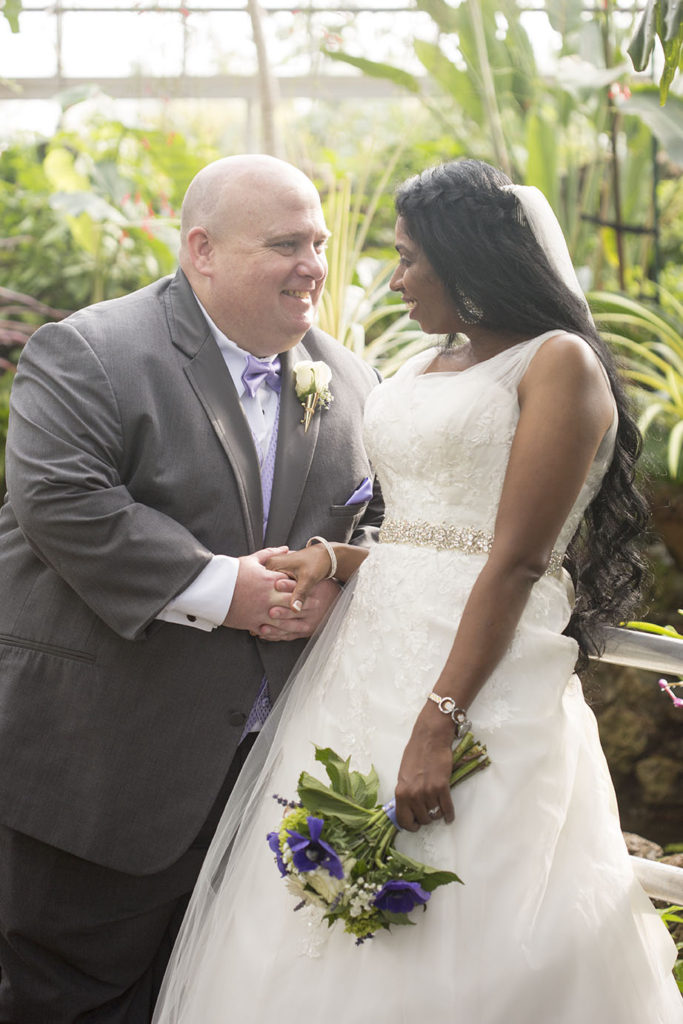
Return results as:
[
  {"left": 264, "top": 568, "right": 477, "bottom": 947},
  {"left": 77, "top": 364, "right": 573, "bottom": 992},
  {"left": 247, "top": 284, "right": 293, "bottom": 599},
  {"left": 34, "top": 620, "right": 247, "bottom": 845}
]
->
[{"left": 293, "top": 360, "right": 333, "bottom": 433}]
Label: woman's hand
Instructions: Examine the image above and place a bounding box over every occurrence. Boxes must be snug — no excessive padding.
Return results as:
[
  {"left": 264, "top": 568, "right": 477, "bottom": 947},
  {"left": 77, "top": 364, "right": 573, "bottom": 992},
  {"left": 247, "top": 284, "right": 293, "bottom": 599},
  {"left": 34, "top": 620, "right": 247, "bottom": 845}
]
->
[
  {"left": 265, "top": 545, "right": 333, "bottom": 612},
  {"left": 394, "top": 704, "right": 457, "bottom": 831}
]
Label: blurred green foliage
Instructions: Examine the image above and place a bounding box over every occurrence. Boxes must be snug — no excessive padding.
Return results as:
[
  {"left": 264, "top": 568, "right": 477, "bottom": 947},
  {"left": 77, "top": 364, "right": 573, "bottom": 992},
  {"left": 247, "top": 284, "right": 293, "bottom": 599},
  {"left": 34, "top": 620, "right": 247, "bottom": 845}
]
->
[{"left": 0, "top": 120, "right": 218, "bottom": 312}]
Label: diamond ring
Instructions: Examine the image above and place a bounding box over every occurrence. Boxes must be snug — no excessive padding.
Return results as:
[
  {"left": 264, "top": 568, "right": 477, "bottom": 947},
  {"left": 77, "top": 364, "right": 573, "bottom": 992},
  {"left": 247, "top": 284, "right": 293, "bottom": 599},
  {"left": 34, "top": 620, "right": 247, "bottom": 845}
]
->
[{"left": 428, "top": 806, "right": 441, "bottom": 818}]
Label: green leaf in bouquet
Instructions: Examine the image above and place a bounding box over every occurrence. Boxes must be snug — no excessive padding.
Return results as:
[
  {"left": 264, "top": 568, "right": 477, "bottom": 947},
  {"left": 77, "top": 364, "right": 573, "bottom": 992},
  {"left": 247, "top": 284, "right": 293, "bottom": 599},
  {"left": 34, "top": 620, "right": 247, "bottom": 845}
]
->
[
  {"left": 297, "top": 771, "right": 374, "bottom": 828},
  {"left": 314, "top": 746, "right": 380, "bottom": 808},
  {"left": 387, "top": 848, "right": 462, "bottom": 890},
  {"left": 377, "top": 911, "right": 418, "bottom": 928}
]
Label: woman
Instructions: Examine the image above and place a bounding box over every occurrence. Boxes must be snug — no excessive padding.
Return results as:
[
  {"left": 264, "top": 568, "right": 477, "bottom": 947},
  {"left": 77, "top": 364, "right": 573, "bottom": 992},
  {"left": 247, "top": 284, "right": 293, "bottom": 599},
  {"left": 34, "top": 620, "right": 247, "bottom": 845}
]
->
[{"left": 153, "top": 160, "right": 683, "bottom": 1022}]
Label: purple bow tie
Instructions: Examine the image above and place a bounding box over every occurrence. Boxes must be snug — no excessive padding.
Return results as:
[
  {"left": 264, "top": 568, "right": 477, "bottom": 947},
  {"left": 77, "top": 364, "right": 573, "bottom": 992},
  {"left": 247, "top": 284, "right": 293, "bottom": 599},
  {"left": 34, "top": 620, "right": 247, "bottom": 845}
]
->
[{"left": 241, "top": 353, "right": 282, "bottom": 398}]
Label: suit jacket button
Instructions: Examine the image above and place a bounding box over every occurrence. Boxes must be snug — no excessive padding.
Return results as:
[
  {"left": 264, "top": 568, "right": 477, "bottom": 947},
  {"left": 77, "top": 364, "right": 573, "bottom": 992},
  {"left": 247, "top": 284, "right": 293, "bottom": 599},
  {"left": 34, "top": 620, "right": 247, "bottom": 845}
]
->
[{"left": 228, "top": 711, "right": 247, "bottom": 727}]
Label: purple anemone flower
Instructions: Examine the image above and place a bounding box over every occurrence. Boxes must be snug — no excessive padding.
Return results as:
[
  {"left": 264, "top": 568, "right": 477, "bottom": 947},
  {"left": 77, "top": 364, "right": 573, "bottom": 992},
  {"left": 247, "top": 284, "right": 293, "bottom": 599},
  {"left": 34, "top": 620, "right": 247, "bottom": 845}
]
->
[
  {"left": 374, "top": 879, "right": 431, "bottom": 914},
  {"left": 266, "top": 831, "right": 287, "bottom": 876},
  {"left": 286, "top": 817, "right": 344, "bottom": 878}
]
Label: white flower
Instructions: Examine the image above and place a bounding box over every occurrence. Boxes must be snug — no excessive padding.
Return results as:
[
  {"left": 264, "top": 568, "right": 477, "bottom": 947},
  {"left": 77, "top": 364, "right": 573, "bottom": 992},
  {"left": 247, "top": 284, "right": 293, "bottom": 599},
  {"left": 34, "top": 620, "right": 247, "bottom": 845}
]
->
[
  {"left": 285, "top": 873, "right": 327, "bottom": 910},
  {"left": 306, "top": 856, "right": 355, "bottom": 904},
  {"left": 292, "top": 360, "right": 333, "bottom": 432},
  {"left": 307, "top": 868, "right": 347, "bottom": 905},
  {"left": 293, "top": 360, "right": 332, "bottom": 398}
]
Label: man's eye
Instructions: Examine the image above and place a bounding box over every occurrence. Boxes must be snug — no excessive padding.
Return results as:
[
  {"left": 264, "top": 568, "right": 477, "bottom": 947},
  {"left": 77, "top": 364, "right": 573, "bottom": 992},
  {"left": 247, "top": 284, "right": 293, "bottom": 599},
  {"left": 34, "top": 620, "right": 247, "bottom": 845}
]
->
[
  {"left": 314, "top": 240, "right": 329, "bottom": 253},
  {"left": 274, "top": 240, "right": 296, "bottom": 250}
]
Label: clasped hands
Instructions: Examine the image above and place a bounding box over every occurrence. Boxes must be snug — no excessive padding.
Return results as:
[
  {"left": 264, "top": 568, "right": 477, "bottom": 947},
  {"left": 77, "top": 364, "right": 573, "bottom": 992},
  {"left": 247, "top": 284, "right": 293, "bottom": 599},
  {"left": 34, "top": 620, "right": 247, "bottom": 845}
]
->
[{"left": 223, "top": 544, "right": 337, "bottom": 640}]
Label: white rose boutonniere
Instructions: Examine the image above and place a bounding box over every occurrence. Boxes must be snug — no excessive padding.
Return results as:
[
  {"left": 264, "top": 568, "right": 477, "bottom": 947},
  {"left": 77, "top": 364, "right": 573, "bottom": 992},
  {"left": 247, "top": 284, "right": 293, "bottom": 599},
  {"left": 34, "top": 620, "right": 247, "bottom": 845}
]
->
[{"left": 293, "top": 360, "right": 333, "bottom": 432}]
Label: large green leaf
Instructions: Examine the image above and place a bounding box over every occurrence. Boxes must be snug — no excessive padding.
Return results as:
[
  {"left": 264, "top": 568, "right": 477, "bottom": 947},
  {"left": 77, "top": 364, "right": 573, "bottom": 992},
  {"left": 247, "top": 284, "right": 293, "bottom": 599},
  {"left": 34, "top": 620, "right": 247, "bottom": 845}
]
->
[
  {"left": 1, "top": 0, "right": 21, "bottom": 32},
  {"left": 628, "top": 0, "right": 683, "bottom": 102},
  {"left": 324, "top": 50, "right": 421, "bottom": 95},
  {"left": 413, "top": 39, "right": 482, "bottom": 121},
  {"left": 663, "top": 0, "right": 683, "bottom": 40},
  {"left": 43, "top": 148, "right": 90, "bottom": 193},
  {"left": 668, "top": 417, "right": 683, "bottom": 477},
  {"left": 525, "top": 112, "right": 558, "bottom": 208},
  {"left": 544, "top": 0, "right": 585, "bottom": 38},
  {"left": 621, "top": 88, "right": 683, "bottom": 164},
  {"left": 414, "top": 0, "right": 460, "bottom": 34},
  {"left": 628, "top": 0, "right": 658, "bottom": 70},
  {"left": 296, "top": 772, "right": 374, "bottom": 828},
  {"left": 314, "top": 747, "right": 379, "bottom": 809},
  {"left": 49, "top": 191, "right": 125, "bottom": 225}
]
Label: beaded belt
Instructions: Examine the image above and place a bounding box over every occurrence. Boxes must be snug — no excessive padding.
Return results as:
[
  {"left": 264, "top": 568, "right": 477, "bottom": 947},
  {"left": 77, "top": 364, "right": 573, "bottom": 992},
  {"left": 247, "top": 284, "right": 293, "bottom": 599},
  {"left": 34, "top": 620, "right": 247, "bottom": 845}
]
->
[{"left": 378, "top": 516, "right": 564, "bottom": 576}]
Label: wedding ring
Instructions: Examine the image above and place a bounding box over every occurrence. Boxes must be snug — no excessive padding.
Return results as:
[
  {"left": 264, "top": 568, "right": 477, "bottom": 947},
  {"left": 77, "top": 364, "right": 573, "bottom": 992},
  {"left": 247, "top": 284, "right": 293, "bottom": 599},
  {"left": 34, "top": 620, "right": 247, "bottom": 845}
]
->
[{"left": 428, "top": 806, "right": 441, "bottom": 819}]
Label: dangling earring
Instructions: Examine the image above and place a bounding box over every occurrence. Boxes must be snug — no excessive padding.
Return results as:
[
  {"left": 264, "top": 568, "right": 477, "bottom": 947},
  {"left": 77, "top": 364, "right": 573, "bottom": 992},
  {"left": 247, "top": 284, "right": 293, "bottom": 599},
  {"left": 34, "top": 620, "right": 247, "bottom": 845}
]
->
[{"left": 458, "top": 292, "right": 483, "bottom": 324}]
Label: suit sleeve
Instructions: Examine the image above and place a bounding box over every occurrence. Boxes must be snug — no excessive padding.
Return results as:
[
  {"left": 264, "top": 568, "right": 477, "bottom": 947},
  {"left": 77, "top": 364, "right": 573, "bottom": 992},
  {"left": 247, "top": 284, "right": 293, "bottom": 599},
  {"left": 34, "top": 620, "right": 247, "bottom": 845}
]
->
[
  {"left": 349, "top": 473, "right": 384, "bottom": 547},
  {"left": 6, "top": 322, "right": 214, "bottom": 639}
]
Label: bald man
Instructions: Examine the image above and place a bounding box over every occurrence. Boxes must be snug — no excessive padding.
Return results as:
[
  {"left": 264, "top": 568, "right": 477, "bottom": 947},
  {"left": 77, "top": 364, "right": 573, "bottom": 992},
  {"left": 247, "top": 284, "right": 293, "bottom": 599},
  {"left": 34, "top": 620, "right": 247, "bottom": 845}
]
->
[{"left": 0, "top": 156, "right": 383, "bottom": 1022}]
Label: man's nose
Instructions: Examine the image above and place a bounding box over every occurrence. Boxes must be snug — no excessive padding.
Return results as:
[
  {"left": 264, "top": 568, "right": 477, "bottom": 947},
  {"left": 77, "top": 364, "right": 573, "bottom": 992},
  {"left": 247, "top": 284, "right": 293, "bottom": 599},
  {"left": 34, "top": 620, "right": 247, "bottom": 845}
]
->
[{"left": 297, "top": 249, "right": 327, "bottom": 281}]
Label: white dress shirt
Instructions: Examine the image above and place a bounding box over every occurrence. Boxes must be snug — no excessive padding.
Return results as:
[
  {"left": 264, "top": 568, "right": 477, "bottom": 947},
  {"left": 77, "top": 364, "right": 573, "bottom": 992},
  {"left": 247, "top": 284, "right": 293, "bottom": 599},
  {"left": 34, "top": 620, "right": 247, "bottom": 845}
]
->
[{"left": 157, "top": 299, "right": 279, "bottom": 631}]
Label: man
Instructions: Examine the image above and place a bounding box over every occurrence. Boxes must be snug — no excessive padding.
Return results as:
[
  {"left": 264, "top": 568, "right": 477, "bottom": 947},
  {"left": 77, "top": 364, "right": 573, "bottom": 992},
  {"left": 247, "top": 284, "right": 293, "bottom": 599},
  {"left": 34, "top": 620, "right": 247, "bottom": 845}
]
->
[{"left": 0, "top": 155, "right": 382, "bottom": 1022}]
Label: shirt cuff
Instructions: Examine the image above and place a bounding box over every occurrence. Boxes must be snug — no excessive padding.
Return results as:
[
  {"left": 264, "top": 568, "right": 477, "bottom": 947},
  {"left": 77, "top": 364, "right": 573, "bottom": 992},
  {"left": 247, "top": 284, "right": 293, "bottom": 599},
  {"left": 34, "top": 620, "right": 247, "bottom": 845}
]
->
[{"left": 157, "top": 555, "right": 239, "bottom": 631}]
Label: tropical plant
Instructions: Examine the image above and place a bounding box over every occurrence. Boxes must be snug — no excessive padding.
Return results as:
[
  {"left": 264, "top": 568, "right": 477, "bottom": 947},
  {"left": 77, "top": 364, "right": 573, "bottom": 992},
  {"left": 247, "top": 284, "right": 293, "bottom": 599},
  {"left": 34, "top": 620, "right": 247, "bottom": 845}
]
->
[
  {"left": 628, "top": 0, "right": 683, "bottom": 103},
  {"left": 316, "top": 153, "right": 428, "bottom": 375},
  {"left": 659, "top": 904, "right": 683, "bottom": 992},
  {"left": 592, "top": 287, "right": 683, "bottom": 479},
  {"left": 1, "top": 0, "right": 21, "bottom": 32},
  {"left": 0, "top": 118, "right": 217, "bottom": 314},
  {"left": 324, "top": 0, "right": 681, "bottom": 294},
  {"left": 0, "top": 286, "right": 69, "bottom": 374}
]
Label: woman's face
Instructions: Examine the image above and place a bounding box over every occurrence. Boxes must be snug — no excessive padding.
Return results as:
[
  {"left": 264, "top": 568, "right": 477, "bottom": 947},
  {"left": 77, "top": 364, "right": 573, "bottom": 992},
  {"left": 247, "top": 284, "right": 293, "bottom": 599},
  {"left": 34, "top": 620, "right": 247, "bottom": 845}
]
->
[{"left": 390, "top": 216, "right": 464, "bottom": 335}]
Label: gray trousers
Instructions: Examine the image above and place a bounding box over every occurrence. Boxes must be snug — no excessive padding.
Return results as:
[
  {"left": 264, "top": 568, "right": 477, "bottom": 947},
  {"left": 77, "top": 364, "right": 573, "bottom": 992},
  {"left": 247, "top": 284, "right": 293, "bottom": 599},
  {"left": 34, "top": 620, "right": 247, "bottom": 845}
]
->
[{"left": 0, "top": 735, "right": 256, "bottom": 1024}]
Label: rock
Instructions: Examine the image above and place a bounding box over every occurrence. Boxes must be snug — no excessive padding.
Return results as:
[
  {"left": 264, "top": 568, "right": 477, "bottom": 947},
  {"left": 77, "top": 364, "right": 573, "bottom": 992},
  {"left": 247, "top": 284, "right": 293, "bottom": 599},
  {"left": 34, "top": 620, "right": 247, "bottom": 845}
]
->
[
  {"left": 659, "top": 853, "right": 683, "bottom": 869},
  {"left": 596, "top": 704, "right": 652, "bottom": 775},
  {"left": 623, "top": 831, "right": 664, "bottom": 859},
  {"left": 635, "top": 755, "right": 682, "bottom": 805}
]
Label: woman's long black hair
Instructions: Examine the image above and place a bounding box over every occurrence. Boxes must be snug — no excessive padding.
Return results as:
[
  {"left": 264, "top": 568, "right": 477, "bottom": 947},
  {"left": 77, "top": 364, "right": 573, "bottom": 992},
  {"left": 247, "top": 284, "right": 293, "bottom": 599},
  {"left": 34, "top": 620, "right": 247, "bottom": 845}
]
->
[{"left": 395, "top": 159, "right": 650, "bottom": 668}]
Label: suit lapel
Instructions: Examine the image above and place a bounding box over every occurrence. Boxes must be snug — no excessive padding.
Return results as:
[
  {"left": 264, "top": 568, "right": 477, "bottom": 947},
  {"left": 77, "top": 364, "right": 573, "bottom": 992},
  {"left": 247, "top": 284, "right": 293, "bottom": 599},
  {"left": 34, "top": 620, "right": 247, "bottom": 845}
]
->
[
  {"left": 165, "top": 271, "right": 263, "bottom": 550},
  {"left": 264, "top": 342, "right": 321, "bottom": 546}
]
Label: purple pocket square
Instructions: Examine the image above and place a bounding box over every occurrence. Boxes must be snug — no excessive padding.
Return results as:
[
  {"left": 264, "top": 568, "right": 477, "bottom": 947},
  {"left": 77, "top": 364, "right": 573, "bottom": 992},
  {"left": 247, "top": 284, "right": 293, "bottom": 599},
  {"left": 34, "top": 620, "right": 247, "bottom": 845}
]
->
[{"left": 344, "top": 477, "right": 373, "bottom": 505}]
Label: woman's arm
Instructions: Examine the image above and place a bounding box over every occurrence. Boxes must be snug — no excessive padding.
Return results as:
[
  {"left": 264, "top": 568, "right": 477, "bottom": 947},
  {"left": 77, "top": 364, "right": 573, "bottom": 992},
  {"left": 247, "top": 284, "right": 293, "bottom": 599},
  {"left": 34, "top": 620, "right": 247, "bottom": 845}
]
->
[
  {"left": 395, "top": 333, "right": 615, "bottom": 831},
  {"left": 265, "top": 541, "right": 369, "bottom": 607}
]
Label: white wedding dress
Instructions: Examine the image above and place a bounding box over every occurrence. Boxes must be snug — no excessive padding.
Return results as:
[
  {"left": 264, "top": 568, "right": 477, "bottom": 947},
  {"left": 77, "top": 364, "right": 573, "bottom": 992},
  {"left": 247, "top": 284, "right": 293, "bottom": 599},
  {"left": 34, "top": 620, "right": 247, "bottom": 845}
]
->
[{"left": 154, "top": 332, "right": 683, "bottom": 1024}]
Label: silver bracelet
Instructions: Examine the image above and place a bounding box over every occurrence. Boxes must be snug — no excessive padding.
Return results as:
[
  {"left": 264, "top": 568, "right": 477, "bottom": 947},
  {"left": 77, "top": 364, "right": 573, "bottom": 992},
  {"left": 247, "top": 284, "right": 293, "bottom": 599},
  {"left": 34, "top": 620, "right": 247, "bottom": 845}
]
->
[
  {"left": 305, "top": 536, "right": 337, "bottom": 580},
  {"left": 427, "top": 692, "right": 471, "bottom": 737}
]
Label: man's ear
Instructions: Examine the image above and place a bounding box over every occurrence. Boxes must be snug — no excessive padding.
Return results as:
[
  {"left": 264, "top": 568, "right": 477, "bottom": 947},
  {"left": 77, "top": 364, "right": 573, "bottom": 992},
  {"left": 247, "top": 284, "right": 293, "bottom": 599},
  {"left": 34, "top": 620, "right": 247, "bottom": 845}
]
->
[{"left": 185, "top": 226, "right": 213, "bottom": 277}]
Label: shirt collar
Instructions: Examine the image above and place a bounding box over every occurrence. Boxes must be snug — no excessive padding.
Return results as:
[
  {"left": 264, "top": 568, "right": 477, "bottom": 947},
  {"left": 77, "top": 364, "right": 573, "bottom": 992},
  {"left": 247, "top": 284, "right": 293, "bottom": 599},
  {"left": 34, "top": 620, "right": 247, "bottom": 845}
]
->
[{"left": 193, "top": 294, "right": 253, "bottom": 398}]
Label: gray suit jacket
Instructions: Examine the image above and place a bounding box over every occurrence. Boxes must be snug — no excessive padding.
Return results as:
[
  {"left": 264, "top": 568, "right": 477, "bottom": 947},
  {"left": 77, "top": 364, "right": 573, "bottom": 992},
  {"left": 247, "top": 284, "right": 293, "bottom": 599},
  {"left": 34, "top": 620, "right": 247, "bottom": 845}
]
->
[{"left": 0, "top": 269, "right": 383, "bottom": 874}]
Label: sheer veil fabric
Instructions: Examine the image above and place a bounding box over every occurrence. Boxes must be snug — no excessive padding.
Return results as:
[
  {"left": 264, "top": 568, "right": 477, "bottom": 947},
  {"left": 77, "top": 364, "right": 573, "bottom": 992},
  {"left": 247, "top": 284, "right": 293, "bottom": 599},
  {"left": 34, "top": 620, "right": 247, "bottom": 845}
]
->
[{"left": 152, "top": 580, "right": 360, "bottom": 1020}]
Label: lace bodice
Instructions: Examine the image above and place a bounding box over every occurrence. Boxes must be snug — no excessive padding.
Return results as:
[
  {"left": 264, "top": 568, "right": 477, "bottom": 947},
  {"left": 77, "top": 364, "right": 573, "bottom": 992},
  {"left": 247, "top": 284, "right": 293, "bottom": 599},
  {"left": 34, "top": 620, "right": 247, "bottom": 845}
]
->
[{"left": 364, "top": 331, "right": 617, "bottom": 562}]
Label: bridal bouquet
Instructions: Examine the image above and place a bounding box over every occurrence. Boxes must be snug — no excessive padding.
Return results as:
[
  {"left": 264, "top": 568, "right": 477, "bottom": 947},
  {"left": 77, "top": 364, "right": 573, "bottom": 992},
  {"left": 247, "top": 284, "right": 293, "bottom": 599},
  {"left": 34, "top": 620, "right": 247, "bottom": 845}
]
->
[{"left": 267, "top": 733, "right": 490, "bottom": 943}]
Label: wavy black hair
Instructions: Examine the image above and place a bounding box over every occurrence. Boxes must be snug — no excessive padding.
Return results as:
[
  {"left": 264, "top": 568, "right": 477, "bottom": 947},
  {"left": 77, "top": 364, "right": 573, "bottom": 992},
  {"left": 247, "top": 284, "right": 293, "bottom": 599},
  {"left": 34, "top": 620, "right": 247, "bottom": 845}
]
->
[{"left": 395, "top": 158, "right": 650, "bottom": 668}]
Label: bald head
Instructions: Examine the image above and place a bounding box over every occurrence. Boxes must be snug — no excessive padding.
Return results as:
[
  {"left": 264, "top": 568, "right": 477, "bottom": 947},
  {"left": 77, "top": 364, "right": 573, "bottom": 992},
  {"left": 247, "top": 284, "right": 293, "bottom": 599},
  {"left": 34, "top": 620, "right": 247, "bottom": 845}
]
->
[
  {"left": 179, "top": 155, "right": 321, "bottom": 253},
  {"left": 177, "top": 154, "right": 329, "bottom": 355}
]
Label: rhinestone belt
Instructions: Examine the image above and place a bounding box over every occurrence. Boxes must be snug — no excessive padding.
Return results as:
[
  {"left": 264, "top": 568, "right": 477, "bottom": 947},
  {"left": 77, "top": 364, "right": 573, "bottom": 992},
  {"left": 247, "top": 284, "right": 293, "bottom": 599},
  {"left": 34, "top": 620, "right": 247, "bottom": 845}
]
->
[{"left": 378, "top": 516, "right": 564, "bottom": 575}]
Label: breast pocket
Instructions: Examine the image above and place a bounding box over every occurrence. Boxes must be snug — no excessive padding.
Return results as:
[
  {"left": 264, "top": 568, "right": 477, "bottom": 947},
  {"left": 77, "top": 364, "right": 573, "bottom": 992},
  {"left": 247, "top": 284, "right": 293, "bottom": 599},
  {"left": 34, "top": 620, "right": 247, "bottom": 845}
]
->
[
  {"left": 326, "top": 501, "right": 369, "bottom": 541},
  {"left": 329, "top": 501, "right": 370, "bottom": 518}
]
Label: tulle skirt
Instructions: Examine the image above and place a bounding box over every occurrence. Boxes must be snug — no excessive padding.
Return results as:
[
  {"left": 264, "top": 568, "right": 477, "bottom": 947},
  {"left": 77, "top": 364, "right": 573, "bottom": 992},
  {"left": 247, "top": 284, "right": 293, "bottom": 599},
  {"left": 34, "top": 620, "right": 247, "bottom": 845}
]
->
[{"left": 153, "top": 546, "right": 683, "bottom": 1023}]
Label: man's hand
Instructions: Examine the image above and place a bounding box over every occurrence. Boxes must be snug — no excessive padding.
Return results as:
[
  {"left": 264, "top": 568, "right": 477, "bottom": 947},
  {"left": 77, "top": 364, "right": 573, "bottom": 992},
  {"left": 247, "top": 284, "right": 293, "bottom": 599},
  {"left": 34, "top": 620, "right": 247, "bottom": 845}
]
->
[
  {"left": 222, "top": 547, "right": 290, "bottom": 632},
  {"left": 254, "top": 577, "right": 341, "bottom": 641}
]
